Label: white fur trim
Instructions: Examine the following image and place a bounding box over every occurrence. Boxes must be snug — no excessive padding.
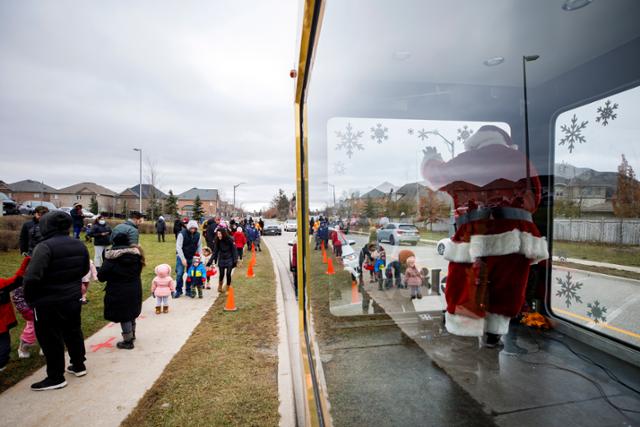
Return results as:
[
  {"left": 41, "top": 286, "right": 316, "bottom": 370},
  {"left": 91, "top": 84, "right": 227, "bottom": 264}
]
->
[
  {"left": 485, "top": 312, "right": 511, "bottom": 335},
  {"left": 443, "top": 240, "right": 472, "bottom": 263},
  {"left": 463, "top": 129, "right": 509, "bottom": 151},
  {"left": 444, "top": 230, "right": 548, "bottom": 263},
  {"left": 445, "top": 312, "right": 484, "bottom": 336}
]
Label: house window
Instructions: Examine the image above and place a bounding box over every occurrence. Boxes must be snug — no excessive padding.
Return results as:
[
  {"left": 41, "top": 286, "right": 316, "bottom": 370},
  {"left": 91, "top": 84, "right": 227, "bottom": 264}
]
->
[
  {"left": 34, "top": 193, "right": 40, "bottom": 198},
  {"left": 76, "top": 195, "right": 82, "bottom": 200}
]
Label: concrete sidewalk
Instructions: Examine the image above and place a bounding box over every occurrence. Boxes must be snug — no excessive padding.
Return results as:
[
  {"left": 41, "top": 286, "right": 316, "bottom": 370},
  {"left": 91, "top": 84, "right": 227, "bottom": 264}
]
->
[{"left": 0, "top": 289, "right": 219, "bottom": 427}]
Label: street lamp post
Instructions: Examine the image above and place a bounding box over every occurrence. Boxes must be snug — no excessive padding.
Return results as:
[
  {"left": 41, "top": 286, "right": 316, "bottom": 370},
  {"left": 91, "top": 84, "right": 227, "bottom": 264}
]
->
[
  {"left": 233, "top": 182, "right": 246, "bottom": 215},
  {"left": 133, "top": 148, "right": 142, "bottom": 214},
  {"left": 522, "top": 54, "right": 539, "bottom": 192}
]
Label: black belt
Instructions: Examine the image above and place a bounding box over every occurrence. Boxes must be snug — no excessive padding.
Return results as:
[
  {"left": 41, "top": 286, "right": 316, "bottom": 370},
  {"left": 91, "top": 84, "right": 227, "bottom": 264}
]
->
[{"left": 456, "top": 207, "right": 532, "bottom": 227}]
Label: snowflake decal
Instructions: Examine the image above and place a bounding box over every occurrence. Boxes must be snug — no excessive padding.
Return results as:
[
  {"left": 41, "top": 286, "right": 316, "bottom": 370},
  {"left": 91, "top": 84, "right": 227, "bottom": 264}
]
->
[
  {"left": 407, "top": 128, "right": 414, "bottom": 135},
  {"left": 333, "top": 161, "right": 346, "bottom": 176},
  {"left": 587, "top": 300, "right": 607, "bottom": 323},
  {"left": 335, "top": 122, "right": 364, "bottom": 159},
  {"left": 417, "top": 128, "right": 429, "bottom": 141},
  {"left": 555, "top": 271, "right": 583, "bottom": 307},
  {"left": 595, "top": 100, "right": 619, "bottom": 126},
  {"left": 456, "top": 125, "right": 474, "bottom": 142},
  {"left": 370, "top": 123, "right": 389, "bottom": 144},
  {"left": 559, "top": 114, "right": 588, "bottom": 153}
]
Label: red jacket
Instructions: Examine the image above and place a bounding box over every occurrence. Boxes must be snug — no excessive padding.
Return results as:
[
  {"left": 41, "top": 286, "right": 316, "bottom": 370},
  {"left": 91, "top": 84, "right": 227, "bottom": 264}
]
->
[
  {"left": 234, "top": 231, "right": 246, "bottom": 248},
  {"left": 0, "top": 257, "right": 30, "bottom": 334}
]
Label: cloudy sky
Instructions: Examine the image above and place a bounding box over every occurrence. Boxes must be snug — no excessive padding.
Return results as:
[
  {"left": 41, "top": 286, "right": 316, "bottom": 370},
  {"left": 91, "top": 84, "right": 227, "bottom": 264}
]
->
[{"left": 0, "top": 1, "right": 298, "bottom": 211}]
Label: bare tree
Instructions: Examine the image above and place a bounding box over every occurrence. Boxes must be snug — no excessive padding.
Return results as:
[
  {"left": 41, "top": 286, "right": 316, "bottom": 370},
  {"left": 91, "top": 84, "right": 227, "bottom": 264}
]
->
[{"left": 145, "top": 157, "right": 163, "bottom": 219}]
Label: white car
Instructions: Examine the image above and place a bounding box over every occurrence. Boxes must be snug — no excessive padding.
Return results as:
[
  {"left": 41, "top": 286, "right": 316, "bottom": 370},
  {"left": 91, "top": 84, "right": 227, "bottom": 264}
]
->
[{"left": 284, "top": 219, "right": 297, "bottom": 232}]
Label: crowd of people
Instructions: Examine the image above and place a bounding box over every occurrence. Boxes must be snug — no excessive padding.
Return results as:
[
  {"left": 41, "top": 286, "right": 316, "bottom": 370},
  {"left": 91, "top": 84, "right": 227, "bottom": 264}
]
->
[{"left": 0, "top": 202, "right": 267, "bottom": 391}]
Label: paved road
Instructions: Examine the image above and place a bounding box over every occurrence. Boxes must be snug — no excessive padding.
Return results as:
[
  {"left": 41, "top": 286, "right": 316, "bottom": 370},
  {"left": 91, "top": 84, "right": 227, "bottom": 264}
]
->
[{"left": 346, "top": 234, "right": 640, "bottom": 346}]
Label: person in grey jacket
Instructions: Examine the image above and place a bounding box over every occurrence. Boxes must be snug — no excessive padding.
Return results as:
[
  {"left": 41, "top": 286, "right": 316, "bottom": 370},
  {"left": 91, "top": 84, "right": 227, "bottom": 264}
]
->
[
  {"left": 111, "top": 211, "right": 143, "bottom": 245},
  {"left": 175, "top": 220, "right": 203, "bottom": 298}
]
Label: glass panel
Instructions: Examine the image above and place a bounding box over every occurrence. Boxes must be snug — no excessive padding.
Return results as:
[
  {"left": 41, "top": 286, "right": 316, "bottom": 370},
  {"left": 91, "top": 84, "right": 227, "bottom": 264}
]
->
[
  {"left": 305, "top": 0, "right": 640, "bottom": 425},
  {"left": 551, "top": 85, "right": 640, "bottom": 346}
]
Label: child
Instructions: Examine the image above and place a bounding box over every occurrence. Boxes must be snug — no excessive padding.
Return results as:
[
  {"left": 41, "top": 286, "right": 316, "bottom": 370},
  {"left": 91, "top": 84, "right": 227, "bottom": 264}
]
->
[
  {"left": 0, "top": 257, "right": 30, "bottom": 369},
  {"left": 234, "top": 227, "right": 246, "bottom": 262},
  {"left": 151, "top": 264, "right": 175, "bottom": 314},
  {"left": 186, "top": 255, "right": 207, "bottom": 299},
  {"left": 331, "top": 227, "right": 343, "bottom": 257},
  {"left": 374, "top": 247, "right": 386, "bottom": 290},
  {"left": 201, "top": 247, "right": 213, "bottom": 289},
  {"left": 80, "top": 260, "right": 98, "bottom": 304},
  {"left": 404, "top": 256, "right": 423, "bottom": 300}
]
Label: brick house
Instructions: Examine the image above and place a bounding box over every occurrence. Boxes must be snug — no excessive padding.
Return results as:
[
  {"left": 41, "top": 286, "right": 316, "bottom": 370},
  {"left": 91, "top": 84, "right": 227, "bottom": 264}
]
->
[
  {"left": 177, "top": 188, "right": 219, "bottom": 218},
  {"left": 117, "top": 184, "right": 167, "bottom": 216},
  {"left": 7, "top": 180, "right": 59, "bottom": 205},
  {"left": 56, "top": 182, "right": 118, "bottom": 214}
]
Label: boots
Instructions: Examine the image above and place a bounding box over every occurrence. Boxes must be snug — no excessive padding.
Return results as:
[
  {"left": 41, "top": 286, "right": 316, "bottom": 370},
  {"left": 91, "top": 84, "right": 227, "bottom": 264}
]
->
[
  {"left": 117, "top": 333, "right": 135, "bottom": 350},
  {"left": 163, "top": 306, "right": 169, "bottom": 314},
  {"left": 155, "top": 306, "right": 161, "bottom": 314}
]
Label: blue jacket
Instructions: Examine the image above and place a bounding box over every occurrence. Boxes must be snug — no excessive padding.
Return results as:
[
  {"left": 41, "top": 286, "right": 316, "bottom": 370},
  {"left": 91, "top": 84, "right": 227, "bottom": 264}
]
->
[
  {"left": 187, "top": 263, "right": 207, "bottom": 283},
  {"left": 317, "top": 225, "right": 329, "bottom": 240},
  {"left": 247, "top": 227, "right": 259, "bottom": 242}
]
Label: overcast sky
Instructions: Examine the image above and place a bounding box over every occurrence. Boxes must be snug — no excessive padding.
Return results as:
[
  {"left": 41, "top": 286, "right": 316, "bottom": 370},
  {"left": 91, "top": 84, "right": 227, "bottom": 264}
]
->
[{"left": 0, "top": 1, "right": 298, "bottom": 211}]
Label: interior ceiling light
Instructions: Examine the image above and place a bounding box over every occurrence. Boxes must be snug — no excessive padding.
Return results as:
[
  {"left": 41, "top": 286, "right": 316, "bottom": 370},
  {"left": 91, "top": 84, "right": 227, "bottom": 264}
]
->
[
  {"left": 562, "top": 0, "right": 593, "bottom": 11},
  {"left": 393, "top": 50, "right": 412, "bottom": 61},
  {"left": 483, "top": 56, "right": 505, "bottom": 66}
]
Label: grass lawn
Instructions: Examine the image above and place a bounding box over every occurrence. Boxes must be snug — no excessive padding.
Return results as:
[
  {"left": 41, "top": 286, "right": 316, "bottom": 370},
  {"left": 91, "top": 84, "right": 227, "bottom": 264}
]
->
[
  {"left": 122, "top": 245, "right": 279, "bottom": 427},
  {"left": 554, "top": 240, "right": 640, "bottom": 267},
  {"left": 0, "top": 233, "right": 176, "bottom": 393}
]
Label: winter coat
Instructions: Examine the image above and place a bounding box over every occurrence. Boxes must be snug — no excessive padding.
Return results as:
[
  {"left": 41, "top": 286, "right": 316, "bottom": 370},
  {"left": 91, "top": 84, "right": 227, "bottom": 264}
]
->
[
  {"left": 317, "top": 225, "right": 329, "bottom": 240},
  {"left": 187, "top": 263, "right": 207, "bottom": 285},
  {"left": 155, "top": 219, "right": 166, "bottom": 233},
  {"left": 234, "top": 231, "right": 246, "bottom": 248},
  {"left": 0, "top": 258, "right": 30, "bottom": 334},
  {"left": 246, "top": 227, "right": 259, "bottom": 242},
  {"left": 404, "top": 265, "right": 423, "bottom": 287},
  {"left": 173, "top": 219, "right": 183, "bottom": 235},
  {"left": 98, "top": 247, "right": 143, "bottom": 323},
  {"left": 91, "top": 223, "right": 112, "bottom": 246},
  {"left": 70, "top": 208, "right": 85, "bottom": 228},
  {"left": 111, "top": 220, "right": 139, "bottom": 245},
  {"left": 23, "top": 212, "right": 90, "bottom": 308},
  {"left": 151, "top": 264, "right": 175, "bottom": 298},
  {"left": 19, "top": 218, "right": 43, "bottom": 255},
  {"left": 212, "top": 237, "right": 238, "bottom": 268},
  {"left": 176, "top": 229, "right": 203, "bottom": 264}
]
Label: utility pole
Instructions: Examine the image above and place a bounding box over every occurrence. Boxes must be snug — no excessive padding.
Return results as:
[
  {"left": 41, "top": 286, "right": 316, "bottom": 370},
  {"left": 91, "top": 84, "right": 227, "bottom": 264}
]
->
[{"left": 233, "top": 182, "right": 246, "bottom": 215}]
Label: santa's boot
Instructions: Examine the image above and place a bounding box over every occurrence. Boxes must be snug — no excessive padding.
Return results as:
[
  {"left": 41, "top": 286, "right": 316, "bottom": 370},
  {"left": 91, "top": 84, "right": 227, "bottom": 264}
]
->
[
  {"left": 155, "top": 306, "right": 161, "bottom": 315},
  {"left": 163, "top": 306, "right": 169, "bottom": 314},
  {"left": 117, "top": 333, "right": 135, "bottom": 350},
  {"left": 484, "top": 333, "right": 502, "bottom": 348}
]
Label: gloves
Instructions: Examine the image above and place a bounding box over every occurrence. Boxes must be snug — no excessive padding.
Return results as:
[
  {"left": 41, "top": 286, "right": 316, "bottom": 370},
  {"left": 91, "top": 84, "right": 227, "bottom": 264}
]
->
[{"left": 422, "top": 146, "right": 443, "bottom": 162}]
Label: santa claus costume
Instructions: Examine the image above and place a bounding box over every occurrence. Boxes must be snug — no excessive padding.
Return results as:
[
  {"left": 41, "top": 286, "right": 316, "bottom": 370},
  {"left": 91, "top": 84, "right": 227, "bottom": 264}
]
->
[{"left": 421, "top": 125, "right": 548, "bottom": 342}]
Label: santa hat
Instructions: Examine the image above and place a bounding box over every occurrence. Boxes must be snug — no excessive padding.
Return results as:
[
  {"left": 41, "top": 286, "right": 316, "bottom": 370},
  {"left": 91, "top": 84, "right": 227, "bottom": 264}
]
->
[{"left": 463, "top": 125, "right": 515, "bottom": 151}]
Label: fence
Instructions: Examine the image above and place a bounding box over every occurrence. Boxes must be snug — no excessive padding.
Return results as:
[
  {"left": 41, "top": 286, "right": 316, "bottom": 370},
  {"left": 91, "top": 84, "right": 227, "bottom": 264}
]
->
[{"left": 553, "top": 218, "right": 640, "bottom": 245}]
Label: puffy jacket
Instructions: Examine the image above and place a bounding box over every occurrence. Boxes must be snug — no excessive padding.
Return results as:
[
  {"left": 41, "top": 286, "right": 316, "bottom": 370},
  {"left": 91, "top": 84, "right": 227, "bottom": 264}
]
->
[
  {"left": 211, "top": 237, "right": 238, "bottom": 268},
  {"left": 0, "top": 258, "right": 30, "bottom": 334},
  {"left": 111, "top": 220, "right": 139, "bottom": 245},
  {"left": 19, "top": 218, "right": 44, "bottom": 255},
  {"left": 98, "top": 247, "right": 143, "bottom": 322},
  {"left": 70, "top": 208, "right": 85, "bottom": 228},
  {"left": 91, "top": 223, "right": 112, "bottom": 246},
  {"left": 234, "top": 231, "right": 246, "bottom": 248},
  {"left": 23, "top": 212, "right": 90, "bottom": 308},
  {"left": 246, "top": 227, "right": 259, "bottom": 242},
  {"left": 155, "top": 219, "right": 166, "bottom": 233},
  {"left": 151, "top": 264, "right": 175, "bottom": 297}
]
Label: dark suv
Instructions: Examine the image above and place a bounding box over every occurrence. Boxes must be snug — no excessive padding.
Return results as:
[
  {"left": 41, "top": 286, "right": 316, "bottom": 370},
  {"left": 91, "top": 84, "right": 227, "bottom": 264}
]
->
[{"left": 0, "top": 192, "right": 19, "bottom": 215}]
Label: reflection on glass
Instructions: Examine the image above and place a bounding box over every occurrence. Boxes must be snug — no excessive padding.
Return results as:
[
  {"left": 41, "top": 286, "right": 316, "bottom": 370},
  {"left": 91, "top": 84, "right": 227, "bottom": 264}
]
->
[{"left": 552, "top": 85, "right": 640, "bottom": 347}]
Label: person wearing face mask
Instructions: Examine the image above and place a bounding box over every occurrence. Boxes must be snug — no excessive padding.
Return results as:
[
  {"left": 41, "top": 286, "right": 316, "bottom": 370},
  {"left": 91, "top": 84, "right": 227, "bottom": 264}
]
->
[{"left": 90, "top": 215, "right": 112, "bottom": 268}]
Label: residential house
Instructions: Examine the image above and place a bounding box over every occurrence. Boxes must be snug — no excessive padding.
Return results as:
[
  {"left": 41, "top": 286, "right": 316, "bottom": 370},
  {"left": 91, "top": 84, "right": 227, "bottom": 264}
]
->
[
  {"left": 554, "top": 169, "right": 618, "bottom": 216},
  {"left": 117, "top": 184, "right": 167, "bottom": 216},
  {"left": 177, "top": 188, "right": 219, "bottom": 218},
  {"left": 56, "top": 182, "right": 118, "bottom": 213},
  {"left": 0, "top": 180, "right": 11, "bottom": 194},
  {"left": 7, "top": 180, "right": 59, "bottom": 205}
]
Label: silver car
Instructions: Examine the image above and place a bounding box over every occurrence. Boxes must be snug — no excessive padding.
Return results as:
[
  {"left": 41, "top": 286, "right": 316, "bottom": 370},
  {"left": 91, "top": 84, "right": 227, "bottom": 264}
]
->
[{"left": 376, "top": 223, "right": 420, "bottom": 246}]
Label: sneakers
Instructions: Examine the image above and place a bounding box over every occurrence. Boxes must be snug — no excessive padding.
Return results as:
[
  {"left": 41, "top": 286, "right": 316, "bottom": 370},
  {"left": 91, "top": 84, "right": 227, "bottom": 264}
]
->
[
  {"left": 18, "top": 340, "right": 31, "bottom": 359},
  {"left": 31, "top": 377, "right": 67, "bottom": 391},
  {"left": 66, "top": 364, "right": 87, "bottom": 377}
]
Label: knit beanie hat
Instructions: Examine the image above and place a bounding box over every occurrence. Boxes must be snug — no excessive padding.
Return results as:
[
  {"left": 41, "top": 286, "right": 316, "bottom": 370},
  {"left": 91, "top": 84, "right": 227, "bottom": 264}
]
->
[{"left": 187, "top": 220, "right": 198, "bottom": 230}]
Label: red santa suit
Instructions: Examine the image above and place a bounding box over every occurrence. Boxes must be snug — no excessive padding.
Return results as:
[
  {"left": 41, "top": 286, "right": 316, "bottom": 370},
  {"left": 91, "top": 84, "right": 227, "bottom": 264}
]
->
[{"left": 421, "top": 125, "right": 548, "bottom": 336}]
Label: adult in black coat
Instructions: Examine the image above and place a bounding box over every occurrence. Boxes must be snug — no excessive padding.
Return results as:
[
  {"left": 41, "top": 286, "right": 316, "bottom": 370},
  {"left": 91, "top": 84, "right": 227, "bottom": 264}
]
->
[
  {"left": 19, "top": 205, "right": 49, "bottom": 256},
  {"left": 208, "top": 228, "right": 238, "bottom": 293},
  {"left": 155, "top": 216, "right": 166, "bottom": 242},
  {"left": 90, "top": 216, "right": 111, "bottom": 268},
  {"left": 23, "top": 211, "right": 90, "bottom": 390},
  {"left": 97, "top": 234, "right": 144, "bottom": 350}
]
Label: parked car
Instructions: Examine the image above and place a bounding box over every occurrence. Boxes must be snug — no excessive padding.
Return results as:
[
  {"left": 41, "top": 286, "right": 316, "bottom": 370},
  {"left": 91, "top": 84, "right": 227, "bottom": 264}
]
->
[
  {"left": 59, "top": 206, "right": 98, "bottom": 219},
  {"left": 284, "top": 219, "right": 297, "bottom": 232},
  {"left": 263, "top": 222, "right": 282, "bottom": 236},
  {"left": 376, "top": 223, "right": 420, "bottom": 246},
  {"left": 18, "top": 200, "right": 59, "bottom": 215},
  {"left": 0, "top": 192, "right": 20, "bottom": 215}
]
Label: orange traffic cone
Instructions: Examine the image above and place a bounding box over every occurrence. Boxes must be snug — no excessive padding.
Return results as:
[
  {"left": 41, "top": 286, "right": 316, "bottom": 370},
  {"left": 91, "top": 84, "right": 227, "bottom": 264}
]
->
[
  {"left": 223, "top": 286, "right": 238, "bottom": 312},
  {"left": 351, "top": 280, "right": 360, "bottom": 304},
  {"left": 326, "top": 258, "right": 335, "bottom": 275},
  {"left": 322, "top": 245, "right": 327, "bottom": 264},
  {"left": 246, "top": 259, "right": 255, "bottom": 278}
]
